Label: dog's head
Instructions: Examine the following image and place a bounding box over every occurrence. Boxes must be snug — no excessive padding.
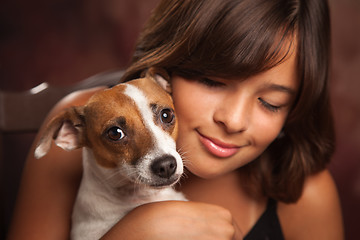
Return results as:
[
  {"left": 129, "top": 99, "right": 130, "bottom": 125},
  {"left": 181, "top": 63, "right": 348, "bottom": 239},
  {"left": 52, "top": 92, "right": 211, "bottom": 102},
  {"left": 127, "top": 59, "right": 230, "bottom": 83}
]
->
[{"left": 35, "top": 69, "right": 183, "bottom": 188}]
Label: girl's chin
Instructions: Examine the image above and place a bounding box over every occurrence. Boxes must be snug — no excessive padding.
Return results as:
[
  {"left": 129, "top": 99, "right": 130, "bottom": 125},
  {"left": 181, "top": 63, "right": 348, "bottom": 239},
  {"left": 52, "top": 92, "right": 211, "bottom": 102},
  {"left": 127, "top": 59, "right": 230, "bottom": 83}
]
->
[
  {"left": 184, "top": 154, "right": 255, "bottom": 180},
  {"left": 185, "top": 164, "right": 234, "bottom": 180}
]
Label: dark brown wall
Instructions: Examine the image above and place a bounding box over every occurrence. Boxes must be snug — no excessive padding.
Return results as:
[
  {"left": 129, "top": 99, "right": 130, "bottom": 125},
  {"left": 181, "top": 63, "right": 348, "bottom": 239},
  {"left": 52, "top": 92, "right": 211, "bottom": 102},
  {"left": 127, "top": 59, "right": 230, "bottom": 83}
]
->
[{"left": 0, "top": 0, "right": 359, "bottom": 239}]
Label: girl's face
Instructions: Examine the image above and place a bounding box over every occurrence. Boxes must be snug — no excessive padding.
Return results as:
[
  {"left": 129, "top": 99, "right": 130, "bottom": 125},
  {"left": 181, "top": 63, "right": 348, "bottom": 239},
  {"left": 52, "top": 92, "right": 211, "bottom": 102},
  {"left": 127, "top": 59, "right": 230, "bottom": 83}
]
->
[{"left": 171, "top": 51, "right": 299, "bottom": 179}]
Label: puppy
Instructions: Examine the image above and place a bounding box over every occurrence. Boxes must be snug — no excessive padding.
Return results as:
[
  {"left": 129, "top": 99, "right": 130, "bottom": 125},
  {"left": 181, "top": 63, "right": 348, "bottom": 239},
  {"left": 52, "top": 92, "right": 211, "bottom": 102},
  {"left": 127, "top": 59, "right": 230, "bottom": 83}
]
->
[{"left": 35, "top": 70, "right": 186, "bottom": 240}]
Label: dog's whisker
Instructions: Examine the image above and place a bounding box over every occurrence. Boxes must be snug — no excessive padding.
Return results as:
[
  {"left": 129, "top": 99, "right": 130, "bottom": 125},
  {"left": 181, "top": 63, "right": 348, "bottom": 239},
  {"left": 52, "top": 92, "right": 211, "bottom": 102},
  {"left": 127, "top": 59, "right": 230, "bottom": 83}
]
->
[{"left": 181, "top": 170, "right": 190, "bottom": 180}]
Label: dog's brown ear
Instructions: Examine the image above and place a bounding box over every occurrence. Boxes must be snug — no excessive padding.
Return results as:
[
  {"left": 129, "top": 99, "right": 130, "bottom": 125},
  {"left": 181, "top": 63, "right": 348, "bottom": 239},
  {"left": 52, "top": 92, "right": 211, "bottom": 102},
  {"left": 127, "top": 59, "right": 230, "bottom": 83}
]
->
[
  {"left": 145, "top": 67, "right": 172, "bottom": 94},
  {"left": 34, "top": 106, "right": 85, "bottom": 159}
]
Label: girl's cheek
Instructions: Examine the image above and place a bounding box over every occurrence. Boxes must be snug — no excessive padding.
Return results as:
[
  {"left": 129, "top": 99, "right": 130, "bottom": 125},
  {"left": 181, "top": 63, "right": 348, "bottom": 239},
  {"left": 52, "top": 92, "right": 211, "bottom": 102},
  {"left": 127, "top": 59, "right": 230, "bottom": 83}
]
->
[{"left": 253, "top": 111, "right": 287, "bottom": 143}]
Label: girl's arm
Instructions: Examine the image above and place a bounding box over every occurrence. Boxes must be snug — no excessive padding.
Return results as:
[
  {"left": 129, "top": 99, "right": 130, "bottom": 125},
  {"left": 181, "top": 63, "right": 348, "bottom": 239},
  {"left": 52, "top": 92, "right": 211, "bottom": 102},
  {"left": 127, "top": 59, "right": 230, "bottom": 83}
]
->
[
  {"left": 278, "top": 169, "right": 344, "bottom": 240},
  {"left": 7, "top": 87, "right": 105, "bottom": 240},
  {"left": 102, "top": 201, "right": 242, "bottom": 240}
]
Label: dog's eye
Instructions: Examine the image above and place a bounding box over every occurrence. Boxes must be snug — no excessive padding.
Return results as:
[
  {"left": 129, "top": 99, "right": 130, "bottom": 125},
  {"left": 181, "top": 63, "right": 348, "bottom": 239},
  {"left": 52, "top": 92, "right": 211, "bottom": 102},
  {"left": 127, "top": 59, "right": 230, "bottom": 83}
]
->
[
  {"left": 107, "top": 127, "right": 125, "bottom": 141},
  {"left": 160, "top": 108, "right": 175, "bottom": 124}
]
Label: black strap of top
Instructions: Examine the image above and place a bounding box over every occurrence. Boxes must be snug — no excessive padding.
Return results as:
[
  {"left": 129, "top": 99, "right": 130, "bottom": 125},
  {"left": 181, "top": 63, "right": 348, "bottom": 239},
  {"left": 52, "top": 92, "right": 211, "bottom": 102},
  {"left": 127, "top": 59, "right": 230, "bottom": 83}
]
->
[{"left": 243, "top": 198, "right": 284, "bottom": 240}]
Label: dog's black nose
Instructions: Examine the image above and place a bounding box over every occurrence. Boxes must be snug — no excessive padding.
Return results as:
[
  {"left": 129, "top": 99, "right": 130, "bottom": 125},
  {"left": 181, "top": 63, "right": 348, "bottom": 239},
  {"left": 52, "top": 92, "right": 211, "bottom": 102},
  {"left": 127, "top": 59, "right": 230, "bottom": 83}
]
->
[{"left": 151, "top": 156, "right": 177, "bottom": 179}]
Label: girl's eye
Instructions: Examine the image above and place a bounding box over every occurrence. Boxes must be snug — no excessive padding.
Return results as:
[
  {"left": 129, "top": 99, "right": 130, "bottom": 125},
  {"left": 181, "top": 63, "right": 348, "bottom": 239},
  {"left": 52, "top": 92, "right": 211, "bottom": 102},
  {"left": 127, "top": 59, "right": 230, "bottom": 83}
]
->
[
  {"left": 197, "top": 78, "right": 225, "bottom": 88},
  {"left": 107, "top": 127, "right": 126, "bottom": 141},
  {"left": 258, "top": 98, "right": 281, "bottom": 112},
  {"left": 160, "top": 108, "right": 175, "bottom": 124}
]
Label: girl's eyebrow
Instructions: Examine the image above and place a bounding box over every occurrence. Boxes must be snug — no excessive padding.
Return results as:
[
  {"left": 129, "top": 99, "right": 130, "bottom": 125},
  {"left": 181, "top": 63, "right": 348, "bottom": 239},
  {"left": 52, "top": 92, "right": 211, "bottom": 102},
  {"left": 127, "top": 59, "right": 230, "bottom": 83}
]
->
[{"left": 263, "top": 83, "right": 296, "bottom": 95}]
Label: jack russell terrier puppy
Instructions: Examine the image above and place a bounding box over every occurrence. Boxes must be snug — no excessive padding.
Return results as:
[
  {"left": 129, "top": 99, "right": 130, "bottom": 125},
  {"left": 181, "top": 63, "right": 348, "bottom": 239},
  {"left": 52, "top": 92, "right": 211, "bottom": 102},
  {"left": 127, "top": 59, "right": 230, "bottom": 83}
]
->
[{"left": 35, "top": 69, "right": 186, "bottom": 240}]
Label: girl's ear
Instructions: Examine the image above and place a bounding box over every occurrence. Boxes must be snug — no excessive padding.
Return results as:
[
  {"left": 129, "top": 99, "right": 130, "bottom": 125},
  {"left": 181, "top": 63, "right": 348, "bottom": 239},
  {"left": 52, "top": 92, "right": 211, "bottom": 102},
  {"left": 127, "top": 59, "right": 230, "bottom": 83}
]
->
[{"left": 145, "top": 67, "right": 172, "bottom": 94}]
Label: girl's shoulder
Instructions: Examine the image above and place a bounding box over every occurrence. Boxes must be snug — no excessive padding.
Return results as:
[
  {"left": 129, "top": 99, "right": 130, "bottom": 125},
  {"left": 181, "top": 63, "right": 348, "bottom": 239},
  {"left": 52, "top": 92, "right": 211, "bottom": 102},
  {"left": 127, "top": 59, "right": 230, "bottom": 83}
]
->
[{"left": 277, "top": 169, "right": 344, "bottom": 240}]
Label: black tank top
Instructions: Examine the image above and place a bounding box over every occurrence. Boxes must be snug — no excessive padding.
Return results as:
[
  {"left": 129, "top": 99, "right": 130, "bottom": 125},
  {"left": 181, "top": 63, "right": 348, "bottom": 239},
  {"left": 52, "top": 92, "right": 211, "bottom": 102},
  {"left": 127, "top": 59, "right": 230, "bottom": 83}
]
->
[{"left": 244, "top": 198, "right": 284, "bottom": 240}]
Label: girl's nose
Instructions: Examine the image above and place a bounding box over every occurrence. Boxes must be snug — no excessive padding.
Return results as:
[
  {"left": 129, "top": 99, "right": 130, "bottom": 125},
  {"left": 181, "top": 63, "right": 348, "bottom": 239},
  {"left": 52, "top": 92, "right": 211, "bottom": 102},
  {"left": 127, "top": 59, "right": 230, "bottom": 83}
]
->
[{"left": 213, "top": 93, "right": 250, "bottom": 134}]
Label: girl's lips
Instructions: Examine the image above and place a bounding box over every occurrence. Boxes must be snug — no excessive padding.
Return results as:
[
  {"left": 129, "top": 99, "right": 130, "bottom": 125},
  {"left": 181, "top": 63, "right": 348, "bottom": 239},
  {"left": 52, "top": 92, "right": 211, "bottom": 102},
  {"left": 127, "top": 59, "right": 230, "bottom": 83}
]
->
[{"left": 197, "top": 132, "right": 240, "bottom": 158}]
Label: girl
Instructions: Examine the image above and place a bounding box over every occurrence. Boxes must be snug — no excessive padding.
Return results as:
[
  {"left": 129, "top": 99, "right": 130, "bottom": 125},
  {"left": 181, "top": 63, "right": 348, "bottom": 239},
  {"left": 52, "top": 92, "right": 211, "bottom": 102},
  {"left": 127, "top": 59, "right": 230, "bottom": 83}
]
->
[{"left": 8, "top": 0, "right": 344, "bottom": 239}]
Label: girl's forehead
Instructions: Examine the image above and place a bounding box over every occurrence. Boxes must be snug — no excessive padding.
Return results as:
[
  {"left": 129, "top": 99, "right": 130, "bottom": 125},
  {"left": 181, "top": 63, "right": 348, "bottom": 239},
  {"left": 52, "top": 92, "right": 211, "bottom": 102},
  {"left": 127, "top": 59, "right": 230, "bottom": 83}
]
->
[
  {"left": 198, "top": 36, "right": 298, "bottom": 83},
  {"left": 174, "top": 32, "right": 298, "bottom": 81},
  {"left": 218, "top": 47, "right": 299, "bottom": 91}
]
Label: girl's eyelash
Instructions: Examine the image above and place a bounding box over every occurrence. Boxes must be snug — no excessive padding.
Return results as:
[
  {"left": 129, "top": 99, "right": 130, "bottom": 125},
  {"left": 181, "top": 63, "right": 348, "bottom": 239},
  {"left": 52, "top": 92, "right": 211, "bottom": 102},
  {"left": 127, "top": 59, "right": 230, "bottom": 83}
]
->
[
  {"left": 258, "top": 98, "right": 281, "bottom": 112},
  {"left": 197, "top": 78, "right": 224, "bottom": 87},
  {"left": 196, "top": 78, "right": 282, "bottom": 113}
]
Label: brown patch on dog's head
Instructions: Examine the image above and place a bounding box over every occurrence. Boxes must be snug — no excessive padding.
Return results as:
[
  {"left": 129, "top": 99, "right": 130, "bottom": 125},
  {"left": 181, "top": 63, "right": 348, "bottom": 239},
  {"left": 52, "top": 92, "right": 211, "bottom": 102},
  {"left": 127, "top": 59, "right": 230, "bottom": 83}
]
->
[{"left": 83, "top": 84, "right": 153, "bottom": 168}]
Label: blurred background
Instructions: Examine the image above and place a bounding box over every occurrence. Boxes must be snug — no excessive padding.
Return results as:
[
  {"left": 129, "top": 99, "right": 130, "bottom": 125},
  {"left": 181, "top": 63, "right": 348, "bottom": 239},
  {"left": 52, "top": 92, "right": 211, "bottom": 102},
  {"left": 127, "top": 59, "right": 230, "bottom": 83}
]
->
[{"left": 0, "top": 0, "right": 359, "bottom": 239}]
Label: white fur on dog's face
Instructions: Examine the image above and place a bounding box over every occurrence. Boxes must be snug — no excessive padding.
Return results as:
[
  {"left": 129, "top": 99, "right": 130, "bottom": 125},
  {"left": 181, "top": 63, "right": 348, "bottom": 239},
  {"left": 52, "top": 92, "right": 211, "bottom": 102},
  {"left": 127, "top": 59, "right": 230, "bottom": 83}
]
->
[{"left": 122, "top": 84, "right": 182, "bottom": 186}]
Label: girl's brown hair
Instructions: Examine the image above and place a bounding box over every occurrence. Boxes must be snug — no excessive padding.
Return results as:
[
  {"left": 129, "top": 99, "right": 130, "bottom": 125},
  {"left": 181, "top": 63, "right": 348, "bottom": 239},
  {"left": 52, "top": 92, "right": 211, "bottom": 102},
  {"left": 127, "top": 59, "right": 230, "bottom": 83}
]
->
[{"left": 122, "top": 0, "right": 334, "bottom": 203}]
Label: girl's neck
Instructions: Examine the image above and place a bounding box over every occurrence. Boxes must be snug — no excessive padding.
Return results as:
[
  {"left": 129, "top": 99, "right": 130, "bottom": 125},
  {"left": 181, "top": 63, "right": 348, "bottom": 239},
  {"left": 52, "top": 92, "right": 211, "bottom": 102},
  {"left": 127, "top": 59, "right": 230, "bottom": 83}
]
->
[
  {"left": 177, "top": 169, "right": 268, "bottom": 235},
  {"left": 178, "top": 169, "right": 249, "bottom": 202}
]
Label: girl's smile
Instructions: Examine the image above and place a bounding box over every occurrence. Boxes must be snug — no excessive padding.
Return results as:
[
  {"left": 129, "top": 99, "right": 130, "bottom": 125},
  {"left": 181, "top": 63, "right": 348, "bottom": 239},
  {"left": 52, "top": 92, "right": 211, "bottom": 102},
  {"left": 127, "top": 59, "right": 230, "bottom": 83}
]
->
[{"left": 197, "top": 130, "right": 244, "bottom": 158}]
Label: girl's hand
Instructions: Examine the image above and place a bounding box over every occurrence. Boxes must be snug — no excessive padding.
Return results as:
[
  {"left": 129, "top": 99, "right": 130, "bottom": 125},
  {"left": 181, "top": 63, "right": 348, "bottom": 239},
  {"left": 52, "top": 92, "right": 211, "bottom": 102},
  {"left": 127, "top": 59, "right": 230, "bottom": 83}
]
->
[{"left": 101, "top": 201, "right": 243, "bottom": 240}]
